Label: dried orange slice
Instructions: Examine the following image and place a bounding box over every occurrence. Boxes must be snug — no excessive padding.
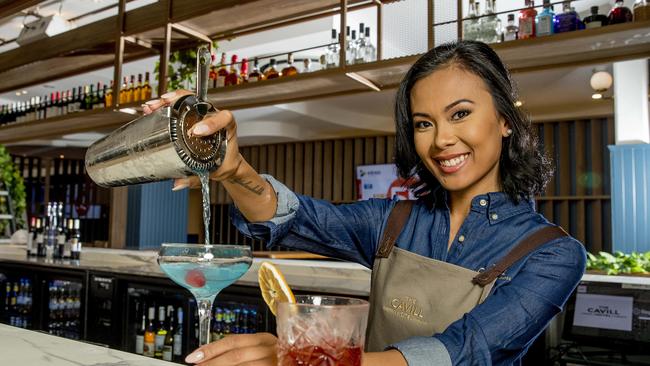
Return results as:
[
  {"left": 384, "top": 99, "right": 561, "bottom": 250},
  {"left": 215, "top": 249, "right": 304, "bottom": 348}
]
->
[{"left": 258, "top": 261, "right": 295, "bottom": 316}]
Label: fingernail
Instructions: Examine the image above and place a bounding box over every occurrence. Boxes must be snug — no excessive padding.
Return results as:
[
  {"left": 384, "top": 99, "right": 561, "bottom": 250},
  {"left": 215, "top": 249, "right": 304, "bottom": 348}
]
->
[
  {"left": 192, "top": 123, "right": 209, "bottom": 135},
  {"left": 185, "top": 350, "right": 204, "bottom": 363},
  {"left": 172, "top": 182, "right": 189, "bottom": 191},
  {"left": 145, "top": 99, "right": 159, "bottom": 106},
  {"left": 161, "top": 91, "right": 176, "bottom": 99}
]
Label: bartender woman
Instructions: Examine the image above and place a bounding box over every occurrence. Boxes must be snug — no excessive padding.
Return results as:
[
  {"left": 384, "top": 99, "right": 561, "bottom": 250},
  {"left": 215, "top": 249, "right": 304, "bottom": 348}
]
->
[{"left": 144, "top": 40, "right": 587, "bottom": 366}]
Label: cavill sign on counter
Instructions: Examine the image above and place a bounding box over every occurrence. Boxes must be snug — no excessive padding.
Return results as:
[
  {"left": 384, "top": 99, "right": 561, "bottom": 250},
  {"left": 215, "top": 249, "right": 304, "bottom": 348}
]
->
[
  {"left": 356, "top": 164, "right": 416, "bottom": 201},
  {"left": 573, "top": 293, "right": 634, "bottom": 332}
]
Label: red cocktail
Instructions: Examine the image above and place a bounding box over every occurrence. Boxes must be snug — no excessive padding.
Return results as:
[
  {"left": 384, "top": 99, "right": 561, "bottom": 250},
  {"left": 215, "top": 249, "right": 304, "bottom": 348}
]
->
[{"left": 276, "top": 296, "right": 369, "bottom": 366}]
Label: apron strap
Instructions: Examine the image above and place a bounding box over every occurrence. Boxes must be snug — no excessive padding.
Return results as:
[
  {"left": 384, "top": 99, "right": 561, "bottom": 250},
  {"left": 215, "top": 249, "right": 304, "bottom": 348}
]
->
[
  {"left": 472, "top": 225, "right": 569, "bottom": 286},
  {"left": 376, "top": 200, "right": 415, "bottom": 258}
]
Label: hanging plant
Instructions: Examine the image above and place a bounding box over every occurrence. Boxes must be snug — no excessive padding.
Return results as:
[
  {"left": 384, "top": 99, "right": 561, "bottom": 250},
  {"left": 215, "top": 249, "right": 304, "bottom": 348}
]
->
[
  {"left": 155, "top": 42, "right": 218, "bottom": 92},
  {"left": 0, "top": 145, "right": 26, "bottom": 233}
]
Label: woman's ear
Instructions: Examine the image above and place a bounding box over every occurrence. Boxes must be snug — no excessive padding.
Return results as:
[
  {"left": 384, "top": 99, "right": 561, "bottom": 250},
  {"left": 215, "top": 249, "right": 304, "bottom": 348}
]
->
[{"left": 500, "top": 117, "right": 512, "bottom": 138}]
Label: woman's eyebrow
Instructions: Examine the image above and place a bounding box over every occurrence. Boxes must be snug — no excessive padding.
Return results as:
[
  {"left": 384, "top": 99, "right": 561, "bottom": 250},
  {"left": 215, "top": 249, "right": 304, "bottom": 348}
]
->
[
  {"left": 412, "top": 112, "right": 431, "bottom": 119},
  {"left": 444, "top": 99, "right": 474, "bottom": 112}
]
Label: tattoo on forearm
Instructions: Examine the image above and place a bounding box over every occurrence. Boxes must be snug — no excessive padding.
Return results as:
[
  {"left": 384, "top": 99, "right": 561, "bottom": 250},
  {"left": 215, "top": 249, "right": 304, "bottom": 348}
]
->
[{"left": 228, "top": 177, "right": 265, "bottom": 195}]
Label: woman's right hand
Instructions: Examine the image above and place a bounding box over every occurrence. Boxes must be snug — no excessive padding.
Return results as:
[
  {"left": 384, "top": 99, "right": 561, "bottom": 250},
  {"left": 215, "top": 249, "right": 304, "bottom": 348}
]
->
[{"left": 142, "top": 90, "right": 244, "bottom": 190}]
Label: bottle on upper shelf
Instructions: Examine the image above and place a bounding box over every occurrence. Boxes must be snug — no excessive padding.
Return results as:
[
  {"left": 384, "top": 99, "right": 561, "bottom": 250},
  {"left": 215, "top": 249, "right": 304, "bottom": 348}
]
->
[
  {"left": 503, "top": 13, "right": 518, "bottom": 41},
  {"left": 225, "top": 54, "right": 242, "bottom": 86},
  {"left": 609, "top": 0, "right": 633, "bottom": 24},
  {"left": 519, "top": 0, "right": 537, "bottom": 39},
  {"left": 583, "top": 6, "right": 609, "bottom": 29},
  {"left": 142, "top": 72, "right": 152, "bottom": 100},
  {"left": 478, "top": 0, "right": 501, "bottom": 43},
  {"left": 281, "top": 53, "right": 298, "bottom": 77},
  {"left": 216, "top": 53, "right": 229, "bottom": 88},
  {"left": 264, "top": 58, "right": 280, "bottom": 79},
  {"left": 325, "top": 28, "right": 339, "bottom": 69},
  {"left": 248, "top": 57, "right": 264, "bottom": 82},
  {"left": 535, "top": 0, "right": 555, "bottom": 37},
  {"left": 554, "top": 1, "right": 580, "bottom": 33},
  {"left": 463, "top": 0, "right": 480, "bottom": 41},
  {"left": 635, "top": 0, "right": 650, "bottom": 21}
]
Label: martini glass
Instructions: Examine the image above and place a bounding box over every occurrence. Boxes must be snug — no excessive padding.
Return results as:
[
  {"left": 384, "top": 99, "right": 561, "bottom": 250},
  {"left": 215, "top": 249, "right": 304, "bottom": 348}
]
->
[{"left": 158, "top": 244, "right": 253, "bottom": 346}]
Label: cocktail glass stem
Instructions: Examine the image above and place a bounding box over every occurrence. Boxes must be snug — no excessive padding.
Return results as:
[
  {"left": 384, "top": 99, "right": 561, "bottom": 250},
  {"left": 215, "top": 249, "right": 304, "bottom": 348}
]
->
[{"left": 197, "top": 297, "right": 215, "bottom": 346}]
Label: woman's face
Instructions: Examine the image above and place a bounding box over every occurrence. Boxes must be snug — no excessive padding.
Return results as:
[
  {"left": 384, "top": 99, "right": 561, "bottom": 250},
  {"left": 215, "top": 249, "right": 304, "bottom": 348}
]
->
[{"left": 410, "top": 65, "right": 510, "bottom": 196}]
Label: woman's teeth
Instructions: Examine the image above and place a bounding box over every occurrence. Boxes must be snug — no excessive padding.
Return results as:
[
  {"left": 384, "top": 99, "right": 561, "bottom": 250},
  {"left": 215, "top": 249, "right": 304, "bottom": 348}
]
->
[{"left": 439, "top": 153, "right": 469, "bottom": 167}]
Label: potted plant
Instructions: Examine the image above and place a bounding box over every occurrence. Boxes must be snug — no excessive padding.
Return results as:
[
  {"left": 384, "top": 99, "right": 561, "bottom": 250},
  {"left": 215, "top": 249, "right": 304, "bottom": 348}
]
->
[
  {"left": 0, "top": 145, "right": 26, "bottom": 236},
  {"left": 587, "top": 251, "right": 650, "bottom": 276}
]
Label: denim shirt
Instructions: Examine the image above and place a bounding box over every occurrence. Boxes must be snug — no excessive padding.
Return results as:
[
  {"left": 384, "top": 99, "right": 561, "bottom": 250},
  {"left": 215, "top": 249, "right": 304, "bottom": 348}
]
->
[{"left": 230, "top": 175, "right": 587, "bottom": 366}]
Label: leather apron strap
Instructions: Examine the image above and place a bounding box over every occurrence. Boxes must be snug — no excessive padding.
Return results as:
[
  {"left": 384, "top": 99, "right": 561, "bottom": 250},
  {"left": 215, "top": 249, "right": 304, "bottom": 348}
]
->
[
  {"left": 472, "top": 225, "right": 568, "bottom": 286},
  {"left": 376, "top": 200, "right": 414, "bottom": 258}
]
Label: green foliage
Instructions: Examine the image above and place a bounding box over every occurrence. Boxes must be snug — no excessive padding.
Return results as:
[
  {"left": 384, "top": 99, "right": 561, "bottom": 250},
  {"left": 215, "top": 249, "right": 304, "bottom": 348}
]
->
[
  {"left": 587, "top": 251, "right": 650, "bottom": 275},
  {"left": 0, "top": 145, "right": 26, "bottom": 233},
  {"left": 154, "top": 42, "right": 218, "bottom": 92}
]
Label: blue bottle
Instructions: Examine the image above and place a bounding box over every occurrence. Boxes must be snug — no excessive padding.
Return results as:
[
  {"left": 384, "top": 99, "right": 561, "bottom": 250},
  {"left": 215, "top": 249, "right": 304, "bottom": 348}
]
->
[
  {"left": 554, "top": 1, "right": 579, "bottom": 33},
  {"left": 536, "top": 0, "right": 555, "bottom": 36}
]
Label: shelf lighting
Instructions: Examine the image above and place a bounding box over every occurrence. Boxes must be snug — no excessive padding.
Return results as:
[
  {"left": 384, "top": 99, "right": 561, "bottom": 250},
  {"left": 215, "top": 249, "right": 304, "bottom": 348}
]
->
[
  {"left": 119, "top": 108, "right": 137, "bottom": 115},
  {"left": 345, "top": 72, "right": 381, "bottom": 92}
]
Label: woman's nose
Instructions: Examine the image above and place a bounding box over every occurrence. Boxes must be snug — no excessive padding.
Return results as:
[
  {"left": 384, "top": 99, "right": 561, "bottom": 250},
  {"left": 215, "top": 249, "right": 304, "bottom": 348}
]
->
[{"left": 433, "top": 123, "right": 457, "bottom": 150}]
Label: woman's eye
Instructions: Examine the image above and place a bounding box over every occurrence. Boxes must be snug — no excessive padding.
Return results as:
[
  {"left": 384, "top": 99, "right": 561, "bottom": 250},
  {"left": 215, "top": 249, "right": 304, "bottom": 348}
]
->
[
  {"left": 451, "top": 110, "right": 471, "bottom": 121},
  {"left": 414, "top": 121, "right": 432, "bottom": 129}
]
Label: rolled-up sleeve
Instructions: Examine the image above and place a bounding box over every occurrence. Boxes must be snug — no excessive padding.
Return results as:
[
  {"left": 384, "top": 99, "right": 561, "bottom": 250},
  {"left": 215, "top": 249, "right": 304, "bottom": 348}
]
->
[
  {"left": 390, "top": 336, "right": 453, "bottom": 366},
  {"left": 434, "top": 237, "right": 587, "bottom": 365},
  {"left": 229, "top": 174, "right": 394, "bottom": 267}
]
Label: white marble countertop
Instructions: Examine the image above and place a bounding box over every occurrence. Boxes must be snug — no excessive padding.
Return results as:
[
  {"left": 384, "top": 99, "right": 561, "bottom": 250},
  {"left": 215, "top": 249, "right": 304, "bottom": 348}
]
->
[
  {"left": 0, "top": 324, "right": 176, "bottom": 366},
  {"left": 0, "top": 245, "right": 372, "bottom": 296}
]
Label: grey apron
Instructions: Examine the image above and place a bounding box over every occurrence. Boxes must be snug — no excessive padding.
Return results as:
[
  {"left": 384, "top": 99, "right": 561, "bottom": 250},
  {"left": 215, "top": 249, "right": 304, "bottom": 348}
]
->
[{"left": 365, "top": 200, "right": 567, "bottom": 352}]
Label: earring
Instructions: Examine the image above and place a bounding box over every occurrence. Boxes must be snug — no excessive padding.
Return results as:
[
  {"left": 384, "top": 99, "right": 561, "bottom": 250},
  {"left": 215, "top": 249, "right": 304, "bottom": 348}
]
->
[{"left": 506, "top": 128, "right": 513, "bottom": 136}]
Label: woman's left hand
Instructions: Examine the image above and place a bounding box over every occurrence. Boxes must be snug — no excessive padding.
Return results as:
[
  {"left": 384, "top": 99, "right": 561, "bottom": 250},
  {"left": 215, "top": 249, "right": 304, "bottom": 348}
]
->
[{"left": 185, "top": 333, "right": 278, "bottom": 365}]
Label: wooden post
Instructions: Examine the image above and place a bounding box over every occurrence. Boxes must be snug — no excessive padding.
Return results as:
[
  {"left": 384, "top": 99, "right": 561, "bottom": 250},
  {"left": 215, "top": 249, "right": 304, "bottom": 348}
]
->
[
  {"left": 108, "top": 187, "right": 128, "bottom": 249},
  {"left": 112, "top": 0, "right": 126, "bottom": 107},
  {"left": 457, "top": 0, "right": 463, "bottom": 41},
  {"left": 428, "top": 0, "right": 434, "bottom": 49},
  {"left": 339, "top": 0, "right": 347, "bottom": 69},
  {"left": 159, "top": 23, "right": 172, "bottom": 96},
  {"left": 377, "top": 0, "right": 383, "bottom": 60}
]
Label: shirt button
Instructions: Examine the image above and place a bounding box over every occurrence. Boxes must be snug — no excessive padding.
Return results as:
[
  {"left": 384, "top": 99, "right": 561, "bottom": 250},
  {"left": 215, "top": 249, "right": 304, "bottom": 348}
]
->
[
  {"left": 458, "top": 235, "right": 465, "bottom": 243},
  {"left": 491, "top": 213, "right": 499, "bottom": 220},
  {"left": 479, "top": 199, "right": 488, "bottom": 207}
]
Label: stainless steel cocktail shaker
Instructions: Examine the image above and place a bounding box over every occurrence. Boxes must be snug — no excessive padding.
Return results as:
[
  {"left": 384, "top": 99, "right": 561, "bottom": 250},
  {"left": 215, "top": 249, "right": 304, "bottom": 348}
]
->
[{"left": 85, "top": 47, "right": 226, "bottom": 187}]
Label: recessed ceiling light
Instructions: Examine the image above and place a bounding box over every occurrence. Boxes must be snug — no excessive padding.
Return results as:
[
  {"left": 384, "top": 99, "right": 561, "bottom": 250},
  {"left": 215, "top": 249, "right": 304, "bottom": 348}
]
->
[
  {"left": 59, "top": 155, "right": 65, "bottom": 159},
  {"left": 15, "top": 92, "right": 21, "bottom": 96},
  {"left": 21, "top": 90, "right": 28, "bottom": 95},
  {"left": 592, "top": 93, "right": 603, "bottom": 100}
]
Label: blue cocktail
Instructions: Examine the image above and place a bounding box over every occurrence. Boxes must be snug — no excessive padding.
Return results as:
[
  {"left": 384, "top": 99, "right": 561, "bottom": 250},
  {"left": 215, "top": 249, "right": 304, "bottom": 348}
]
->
[{"left": 158, "top": 244, "right": 252, "bottom": 346}]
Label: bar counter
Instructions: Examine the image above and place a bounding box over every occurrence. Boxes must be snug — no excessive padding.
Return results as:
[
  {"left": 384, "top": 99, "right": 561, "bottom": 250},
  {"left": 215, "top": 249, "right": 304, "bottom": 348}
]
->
[
  {"left": 0, "top": 323, "right": 175, "bottom": 365},
  {"left": 0, "top": 245, "right": 372, "bottom": 296}
]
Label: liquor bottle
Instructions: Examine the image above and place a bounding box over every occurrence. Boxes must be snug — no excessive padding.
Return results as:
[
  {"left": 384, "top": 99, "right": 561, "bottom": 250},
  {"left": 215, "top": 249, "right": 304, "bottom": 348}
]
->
[
  {"left": 55, "top": 203, "right": 66, "bottom": 260},
  {"left": 162, "top": 305, "right": 175, "bottom": 361},
  {"left": 281, "top": 53, "right": 298, "bottom": 77},
  {"left": 83, "top": 85, "right": 92, "bottom": 111},
  {"left": 240, "top": 58, "right": 249, "bottom": 83},
  {"left": 143, "top": 72, "right": 152, "bottom": 100},
  {"left": 143, "top": 307, "right": 156, "bottom": 357},
  {"left": 119, "top": 77, "right": 128, "bottom": 104},
  {"left": 463, "top": 0, "right": 479, "bottom": 41},
  {"left": 354, "top": 23, "right": 365, "bottom": 64},
  {"left": 479, "top": 0, "right": 501, "bottom": 43},
  {"left": 63, "top": 219, "right": 73, "bottom": 259},
  {"left": 135, "top": 306, "right": 146, "bottom": 354},
  {"left": 100, "top": 84, "right": 108, "bottom": 109},
  {"left": 135, "top": 74, "right": 143, "bottom": 102},
  {"left": 519, "top": 0, "right": 537, "bottom": 39},
  {"left": 209, "top": 57, "right": 218, "bottom": 89},
  {"left": 503, "top": 14, "right": 519, "bottom": 42},
  {"left": 172, "top": 307, "right": 183, "bottom": 361},
  {"left": 248, "top": 58, "right": 264, "bottom": 83},
  {"left": 225, "top": 55, "right": 242, "bottom": 86},
  {"left": 303, "top": 58, "right": 312, "bottom": 73},
  {"left": 26, "top": 217, "right": 36, "bottom": 257},
  {"left": 93, "top": 82, "right": 102, "bottom": 109},
  {"left": 536, "top": 0, "right": 555, "bottom": 36},
  {"left": 363, "top": 27, "right": 376, "bottom": 62},
  {"left": 154, "top": 306, "right": 167, "bottom": 359},
  {"left": 35, "top": 218, "right": 45, "bottom": 257},
  {"left": 609, "top": 0, "right": 633, "bottom": 24},
  {"left": 350, "top": 30, "right": 359, "bottom": 64},
  {"left": 326, "top": 28, "right": 339, "bottom": 68},
  {"left": 635, "top": 0, "right": 650, "bottom": 21},
  {"left": 554, "top": 1, "right": 579, "bottom": 33},
  {"left": 584, "top": 6, "right": 609, "bottom": 29},
  {"left": 127, "top": 75, "right": 136, "bottom": 103},
  {"left": 216, "top": 53, "right": 228, "bottom": 88},
  {"left": 65, "top": 90, "right": 72, "bottom": 115},
  {"left": 105, "top": 81, "right": 113, "bottom": 108},
  {"left": 264, "top": 59, "right": 280, "bottom": 79},
  {"left": 44, "top": 203, "right": 56, "bottom": 260},
  {"left": 70, "top": 219, "right": 82, "bottom": 260},
  {"left": 76, "top": 86, "right": 83, "bottom": 112},
  {"left": 344, "top": 25, "right": 351, "bottom": 64}
]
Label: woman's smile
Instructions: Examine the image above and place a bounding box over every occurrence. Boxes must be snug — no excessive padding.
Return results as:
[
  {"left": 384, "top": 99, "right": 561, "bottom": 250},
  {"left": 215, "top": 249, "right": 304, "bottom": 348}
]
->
[{"left": 434, "top": 152, "right": 471, "bottom": 174}]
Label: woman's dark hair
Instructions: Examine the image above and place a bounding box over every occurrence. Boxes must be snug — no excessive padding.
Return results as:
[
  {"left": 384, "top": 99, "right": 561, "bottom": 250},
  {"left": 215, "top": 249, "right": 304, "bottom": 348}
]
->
[{"left": 394, "top": 40, "right": 552, "bottom": 205}]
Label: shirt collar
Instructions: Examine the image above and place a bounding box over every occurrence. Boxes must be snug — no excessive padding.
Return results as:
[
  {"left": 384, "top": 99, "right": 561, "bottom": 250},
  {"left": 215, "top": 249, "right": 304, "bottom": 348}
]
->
[{"left": 431, "top": 188, "right": 535, "bottom": 224}]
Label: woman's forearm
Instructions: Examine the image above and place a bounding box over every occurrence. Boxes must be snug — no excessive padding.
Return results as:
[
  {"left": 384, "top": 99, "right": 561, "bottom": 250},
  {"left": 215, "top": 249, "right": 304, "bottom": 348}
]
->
[
  {"left": 221, "top": 156, "right": 278, "bottom": 223},
  {"left": 363, "top": 350, "right": 408, "bottom": 366}
]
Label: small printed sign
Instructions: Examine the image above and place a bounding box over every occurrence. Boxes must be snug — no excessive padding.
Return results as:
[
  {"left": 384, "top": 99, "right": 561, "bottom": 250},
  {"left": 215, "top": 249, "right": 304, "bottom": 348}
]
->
[
  {"left": 573, "top": 293, "right": 634, "bottom": 331},
  {"left": 356, "top": 164, "right": 415, "bottom": 201}
]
